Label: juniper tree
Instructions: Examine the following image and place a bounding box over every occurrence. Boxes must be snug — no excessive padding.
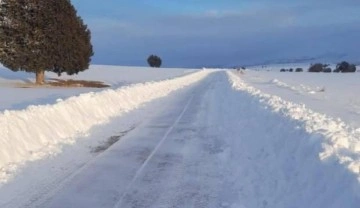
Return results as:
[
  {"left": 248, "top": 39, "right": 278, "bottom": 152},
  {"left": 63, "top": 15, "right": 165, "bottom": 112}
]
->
[
  {"left": 308, "top": 63, "right": 325, "bottom": 72},
  {"left": 336, "top": 61, "right": 357, "bottom": 73},
  {"left": 0, "top": 0, "right": 93, "bottom": 84},
  {"left": 147, "top": 55, "right": 162, "bottom": 68}
]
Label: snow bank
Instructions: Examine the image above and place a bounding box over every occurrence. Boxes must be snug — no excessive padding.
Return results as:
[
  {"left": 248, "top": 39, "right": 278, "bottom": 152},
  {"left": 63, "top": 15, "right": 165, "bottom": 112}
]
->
[
  {"left": 0, "top": 70, "right": 210, "bottom": 183},
  {"left": 228, "top": 72, "right": 360, "bottom": 181},
  {"left": 271, "top": 78, "right": 325, "bottom": 94},
  {"left": 239, "top": 69, "right": 360, "bottom": 128},
  {"left": 0, "top": 65, "right": 198, "bottom": 111}
]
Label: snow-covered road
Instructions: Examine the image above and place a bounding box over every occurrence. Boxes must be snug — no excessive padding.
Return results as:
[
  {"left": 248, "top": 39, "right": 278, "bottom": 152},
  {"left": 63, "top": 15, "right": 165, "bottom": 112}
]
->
[{"left": 2, "top": 71, "right": 360, "bottom": 207}]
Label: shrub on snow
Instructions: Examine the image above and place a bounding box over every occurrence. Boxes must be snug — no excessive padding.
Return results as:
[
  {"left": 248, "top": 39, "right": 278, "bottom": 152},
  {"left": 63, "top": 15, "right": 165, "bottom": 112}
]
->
[
  {"left": 147, "top": 55, "right": 162, "bottom": 68},
  {"left": 323, "top": 68, "right": 332, "bottom": 73},
  {"left": 335, "top": 61, "right": 356, "bottom": 73},
  {"left": 308, "top": 63, "right": 325, "bottom": 72}
]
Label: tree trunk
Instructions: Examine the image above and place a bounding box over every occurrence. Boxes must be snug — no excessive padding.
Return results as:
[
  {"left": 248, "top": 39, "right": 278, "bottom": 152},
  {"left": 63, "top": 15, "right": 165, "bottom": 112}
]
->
[{"left": 35, "top": 70, "right": 45, "bottom": 85}]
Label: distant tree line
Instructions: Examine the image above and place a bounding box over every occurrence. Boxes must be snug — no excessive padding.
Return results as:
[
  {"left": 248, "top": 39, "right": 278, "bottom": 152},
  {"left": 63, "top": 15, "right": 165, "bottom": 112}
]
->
[
  {"left": 280, "top": 61, "right": 357, "bottom": 73},
  {"left": 280, "top": 68, "right": 303, "bottom": 72},
  {"left": 308, "top": 61, "right": 357, "bottom": 73}
]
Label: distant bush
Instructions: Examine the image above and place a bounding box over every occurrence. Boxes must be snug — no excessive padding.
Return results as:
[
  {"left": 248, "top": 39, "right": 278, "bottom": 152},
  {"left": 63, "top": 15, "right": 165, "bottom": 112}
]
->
[
  {"left": 308, "top": 63, "right": 325, "bottom": 72},
  {"left": 348, "top": 64, "right": 356, "bottom": 72},
  {"left": 147, "top": 55, "right": 162, "bottom": 68},
  {"left": 323, "top": 68, "right": 332, "bottom": 73},
  {"left": 280, "top": 69, "right": 286, "bottom": 72},
  {"left": 295, "top": 68, "right": 303, "bottom": 72},
  {"left": 335, "top": 61, "right": 356, "bottom": 73},
  {"left": 289, "top": 68, "right": 293, "bottom": 72}
]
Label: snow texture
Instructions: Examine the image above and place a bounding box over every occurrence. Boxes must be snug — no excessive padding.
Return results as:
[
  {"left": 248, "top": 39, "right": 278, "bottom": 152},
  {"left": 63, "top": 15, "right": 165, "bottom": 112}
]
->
[
  {"left": 0, "top": 65, "right": 360, "bottom": 207},
  {"left": 0, "top": 69, "right": 209, "bottom": 184},
  {"left": 0, "top": 64, "right": 196, "bottom": 111},
  {"left": 31, "top": 71, "right": 360, "bottom": 208},
  {"left": 229, "top": 71, "right": 360, "bottom": 182}
]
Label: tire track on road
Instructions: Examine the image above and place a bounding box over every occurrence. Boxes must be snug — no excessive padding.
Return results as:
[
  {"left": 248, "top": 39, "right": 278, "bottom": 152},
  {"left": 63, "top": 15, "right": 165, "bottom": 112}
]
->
[{"left": 114, "top": 92, "right": 196, "bottom": 208}]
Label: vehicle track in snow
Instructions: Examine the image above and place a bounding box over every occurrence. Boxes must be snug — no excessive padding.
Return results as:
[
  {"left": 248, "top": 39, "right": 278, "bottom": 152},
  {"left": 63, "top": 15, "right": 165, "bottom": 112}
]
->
[
  {"left": 0, "top": 70, "right": 212, "bottom": 208},
  {"left": 114, "top": 90, "right": 196, "bottom": 208},
  {"left": 37, "top": 72, "right": 223, "bottom": 208}
]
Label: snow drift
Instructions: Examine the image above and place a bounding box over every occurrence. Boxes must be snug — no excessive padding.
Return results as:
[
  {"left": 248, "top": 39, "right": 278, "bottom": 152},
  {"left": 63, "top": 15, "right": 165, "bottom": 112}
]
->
[
  {"left": 0, "top": 64, "right": 196, "bottom": 111},
  {"left": 228, "top": 71, "right": 360, "bottom": 181},
  {"left": 227, "top": 71, "right": 360, "bottom": 207},
  {"left": 0, "top": 70, "right": 210, "bottom": 183}
]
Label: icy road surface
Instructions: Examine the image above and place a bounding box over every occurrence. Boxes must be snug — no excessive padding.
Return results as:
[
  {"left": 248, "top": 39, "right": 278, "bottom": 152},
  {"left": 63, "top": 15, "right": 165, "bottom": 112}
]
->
[{"left": 3, "top": 71, "right": 360, "bottom": 208}]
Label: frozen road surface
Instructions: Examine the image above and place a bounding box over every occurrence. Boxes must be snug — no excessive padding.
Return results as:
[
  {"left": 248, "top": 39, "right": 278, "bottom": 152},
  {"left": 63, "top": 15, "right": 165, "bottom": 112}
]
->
[{"left": 4, "top": 71, "right": 360, "bottom": 208}]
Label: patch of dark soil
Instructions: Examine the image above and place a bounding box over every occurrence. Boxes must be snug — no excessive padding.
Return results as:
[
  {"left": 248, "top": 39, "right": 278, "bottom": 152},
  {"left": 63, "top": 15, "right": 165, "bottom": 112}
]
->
[
  {"left": 48, "top": 78, "right": 110, "bottom": 88},
  {"left": 91, "top": 125, "right": 137, "bottom": 153}
]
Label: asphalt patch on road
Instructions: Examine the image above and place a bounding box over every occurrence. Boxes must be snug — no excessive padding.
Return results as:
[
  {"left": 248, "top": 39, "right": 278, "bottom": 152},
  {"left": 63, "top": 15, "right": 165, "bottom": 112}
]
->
[{"left": 91, "top": 125, "right": 137, "bottom": 153}]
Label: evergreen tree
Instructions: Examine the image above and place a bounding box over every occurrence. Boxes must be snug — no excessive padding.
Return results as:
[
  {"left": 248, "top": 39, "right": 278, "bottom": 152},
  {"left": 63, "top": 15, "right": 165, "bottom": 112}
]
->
[
  {"left": 147, "top": 55, "right": 162, "bottom": 68},
  {"left": 335, "top": 61, "right": 356, "bottom": 73},
  {"left": 308, "top": 63, "right": 325, "bottom": 72},
  {"left": 0, "top": 0, "right": 93, "bottom": 84}
]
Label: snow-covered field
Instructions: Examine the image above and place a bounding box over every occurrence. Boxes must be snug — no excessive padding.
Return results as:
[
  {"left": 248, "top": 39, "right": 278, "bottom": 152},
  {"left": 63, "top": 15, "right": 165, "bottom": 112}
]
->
[
  {"left": 245, "top": 64, "right": 360, "bottom": 127},
  {"left": 0, "top": 65, "right": 196, "bottom": 111},
  {"left": 0, "top": 65, "right": 203, "bottom": 182},
  {"left": 1, "top": 64, "right": 360, "bottom": 207}
]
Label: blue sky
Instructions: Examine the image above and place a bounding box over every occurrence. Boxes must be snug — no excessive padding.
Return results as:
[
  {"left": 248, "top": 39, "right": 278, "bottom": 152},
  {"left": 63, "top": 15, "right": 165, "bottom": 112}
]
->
[{"left": 72, "top": 0, "right": 360, "bottom": 67}]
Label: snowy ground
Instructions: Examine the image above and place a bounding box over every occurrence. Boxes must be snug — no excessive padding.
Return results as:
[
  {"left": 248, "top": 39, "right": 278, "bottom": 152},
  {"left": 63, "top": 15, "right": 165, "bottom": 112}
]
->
[
  {"left": 0, "top": 66, "right": 205, "bottom": 184},
  {"left": 244, "top": 64, "right": 360, "bottom": 127},
  {"left": 0, "top": 65, "right": 196, "bottom": 111},
  {"left": 1, "top": 65, "right": 360, "bottom": 207}
]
